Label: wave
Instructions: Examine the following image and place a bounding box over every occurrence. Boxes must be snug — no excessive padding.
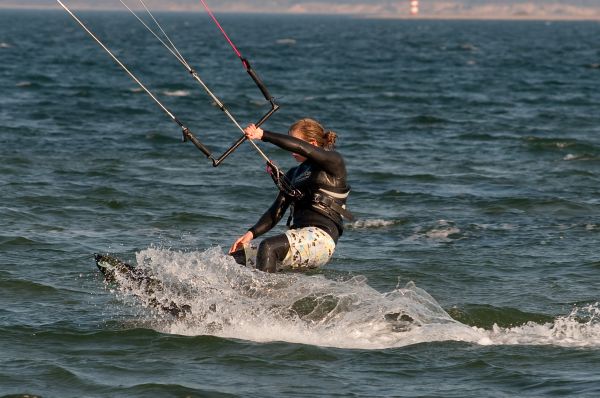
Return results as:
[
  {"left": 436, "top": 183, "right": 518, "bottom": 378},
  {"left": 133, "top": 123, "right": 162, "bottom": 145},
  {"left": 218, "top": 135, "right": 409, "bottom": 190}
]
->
[
  {"left": 163, "top": 90, "right": 191, "bottom": 97},
  {"left": 448, "top": 304, "right": 555, "bottom": 329},
  {"left": 410, "top": 115, "right": 449, "bottom": 125},
  {"left": 0, "top": 236, "right": 42, "bottom": 248},
  {"left": 479, "top": 196, "right": 593, "bottom": 215},
  {"left": 477, "top": 304, "right": 600, "bottom": 348},
  {"left": 563, "top": 153, "right": 600, "bottom": 161},
  {"left": 585, "top": 224, "right": 599, "bottom": 231},
  {"left": 449, "top": 43, "right": 479, "bottom": 52},
  {"left": 406, "top": 220, "right": 463, "bottom": 243},
  {"left": 144, "top": 131, "right": 174, "bottom": 143},
  {"left": 455, "top": 132, "right": 517, "bottom": 141},
  {"left": 525, "top": 136, "right": 600, "bottom": 156},
  {"left": 0, "top": 277, "right": 60, "bottom": 296},
  {"left": 347, "top": 219, "right": 397, "bottom": 229},
  {"left": 98, "top": 247, "right": 600, "bottom": 349},
  {"left": 276, "top": 38, "right": 296, "bottom": 45}
]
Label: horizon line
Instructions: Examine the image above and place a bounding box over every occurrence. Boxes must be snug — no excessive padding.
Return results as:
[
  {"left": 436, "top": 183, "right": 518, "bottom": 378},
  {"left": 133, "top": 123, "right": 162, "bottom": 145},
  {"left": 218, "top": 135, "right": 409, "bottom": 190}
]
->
[{"left": 2, "top": 4, "right": 600, "bottom": 22}]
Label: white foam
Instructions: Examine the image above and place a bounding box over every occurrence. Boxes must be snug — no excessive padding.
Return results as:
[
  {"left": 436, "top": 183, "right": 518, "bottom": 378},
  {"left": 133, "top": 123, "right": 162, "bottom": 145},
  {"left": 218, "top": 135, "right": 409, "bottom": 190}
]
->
[
  {"left": 425, "top": 226, "right": 460, "bottom": 239},
  {"left": 163, "top": 90, "right": 191, "bottom": 97},
  {"left": 276, "top": 38, "right": 296, "bottom": 45},
  {"left": 108, "top": 247, "right": 600, "bottom": 349},
  {"left": 474, "top": 223, "right": 515, "bottom": 231},
  {"left": 0, "top": 42, "right": 11, "bottom": 48},
  {"left": 477, "top": 304, "right": 600, "bottom": 348},
  {"left": 407, "top": 220, "right": 461, "bottom": 242},
  {"left": 347, "top": 219, "right": 395, "bottom": 229}
]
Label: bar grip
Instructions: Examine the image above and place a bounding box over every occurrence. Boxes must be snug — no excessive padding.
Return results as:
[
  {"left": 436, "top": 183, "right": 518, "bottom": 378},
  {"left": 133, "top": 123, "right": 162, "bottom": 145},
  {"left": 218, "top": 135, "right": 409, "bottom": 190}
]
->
[
  {"left": 242, "top": 58, "right": 273, "bottom": 101},
  {"left": 182, "top": 127, "right": 213, "bottom": 160}
]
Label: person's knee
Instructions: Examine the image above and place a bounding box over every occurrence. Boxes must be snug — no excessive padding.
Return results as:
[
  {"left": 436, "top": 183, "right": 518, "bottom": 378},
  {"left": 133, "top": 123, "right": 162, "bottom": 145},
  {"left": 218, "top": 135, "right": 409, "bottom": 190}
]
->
[
  {"left": 257, "top": 240, "right": 276, "bottom": 272},
  {"left": 256, "top": 235, "right": 289, "bottom": 273}
]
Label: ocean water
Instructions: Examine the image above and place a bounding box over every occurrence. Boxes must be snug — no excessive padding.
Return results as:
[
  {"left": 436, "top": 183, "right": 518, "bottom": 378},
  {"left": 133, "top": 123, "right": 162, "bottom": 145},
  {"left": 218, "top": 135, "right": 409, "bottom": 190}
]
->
[{"left": 1, "top": 8, "right": 600, "bottom": 397}]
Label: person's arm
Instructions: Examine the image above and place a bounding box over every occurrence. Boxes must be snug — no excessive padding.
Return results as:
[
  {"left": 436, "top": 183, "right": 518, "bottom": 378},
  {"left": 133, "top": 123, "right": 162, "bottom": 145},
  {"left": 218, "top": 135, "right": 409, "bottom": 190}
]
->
[
  {"left": 248, "top": 191, "right": 291, "bottom": 238},
  {"left": 229, "top": 191, "right": 291, "bottom": 254},
  {"left": 244, "top": 124, "right": 345, "bottom": 177},
  {"left": 262, "top": 130, "right": 345, "bottom": 177}
]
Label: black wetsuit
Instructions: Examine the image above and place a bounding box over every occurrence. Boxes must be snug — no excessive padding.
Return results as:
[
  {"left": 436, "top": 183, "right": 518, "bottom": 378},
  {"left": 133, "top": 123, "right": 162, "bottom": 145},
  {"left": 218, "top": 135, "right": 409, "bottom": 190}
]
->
[{"left": 232, "top": 131, "right": 349, "bottom": 272}]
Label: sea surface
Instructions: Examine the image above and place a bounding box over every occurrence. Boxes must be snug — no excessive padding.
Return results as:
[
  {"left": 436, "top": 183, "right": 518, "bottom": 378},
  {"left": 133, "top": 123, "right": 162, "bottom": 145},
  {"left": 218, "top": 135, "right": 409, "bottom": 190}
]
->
[{"left": 1, "top": 8, "right": 600, "bottom": 397}]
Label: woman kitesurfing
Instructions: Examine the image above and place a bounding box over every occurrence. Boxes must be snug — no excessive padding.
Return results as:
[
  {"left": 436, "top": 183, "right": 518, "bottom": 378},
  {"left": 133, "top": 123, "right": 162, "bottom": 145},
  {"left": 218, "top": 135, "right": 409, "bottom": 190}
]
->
[
  {"left": 57, "top": 0, "right": 352, "bottom": 273},
  {"left": 230, "top": 119, "right": 352, "bottom": 272}
]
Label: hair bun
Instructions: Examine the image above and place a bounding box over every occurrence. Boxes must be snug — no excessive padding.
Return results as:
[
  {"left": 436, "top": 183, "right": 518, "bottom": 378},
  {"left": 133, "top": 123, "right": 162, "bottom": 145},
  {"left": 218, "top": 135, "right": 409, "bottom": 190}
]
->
[{"left": 324, "top": 130, "right": 337, "bottom": 150}]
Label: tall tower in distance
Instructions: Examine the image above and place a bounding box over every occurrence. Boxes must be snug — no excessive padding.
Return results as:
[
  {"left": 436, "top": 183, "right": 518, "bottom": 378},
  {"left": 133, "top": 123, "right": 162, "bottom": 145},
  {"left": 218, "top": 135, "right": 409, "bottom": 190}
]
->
[{"left": 410, "top": 0, "right": 419, "bottom": 15}]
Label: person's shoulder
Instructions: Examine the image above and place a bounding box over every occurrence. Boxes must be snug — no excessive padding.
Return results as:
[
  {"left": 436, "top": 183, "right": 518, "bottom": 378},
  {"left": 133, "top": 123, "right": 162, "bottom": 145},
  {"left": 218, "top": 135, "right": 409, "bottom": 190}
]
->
[
  {"left": 316, "top": 149, "right": 346, "bottom": 177},
  {"left": 324, "top": 149, "right": 345, "bottom": 167}
]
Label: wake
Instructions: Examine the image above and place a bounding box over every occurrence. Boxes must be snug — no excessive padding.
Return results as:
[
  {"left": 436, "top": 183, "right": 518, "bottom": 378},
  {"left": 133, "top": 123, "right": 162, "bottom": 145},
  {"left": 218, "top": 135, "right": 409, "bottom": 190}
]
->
[{"left": 103, "top": 247, "right": 600, "bottom": 350}]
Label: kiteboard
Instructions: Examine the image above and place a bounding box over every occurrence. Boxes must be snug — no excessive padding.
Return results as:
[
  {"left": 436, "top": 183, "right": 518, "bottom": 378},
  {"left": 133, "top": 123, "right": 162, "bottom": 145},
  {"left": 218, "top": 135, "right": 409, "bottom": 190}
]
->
[{"left": 94, "top": 253, "right": 191, "bottom": 318}]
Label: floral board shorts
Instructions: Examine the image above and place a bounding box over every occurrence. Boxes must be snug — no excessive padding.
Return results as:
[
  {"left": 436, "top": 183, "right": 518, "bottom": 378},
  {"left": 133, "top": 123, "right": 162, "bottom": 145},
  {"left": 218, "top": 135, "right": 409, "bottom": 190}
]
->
[{"left": 243, "top": 227, "right": 336, "bottom": 271}]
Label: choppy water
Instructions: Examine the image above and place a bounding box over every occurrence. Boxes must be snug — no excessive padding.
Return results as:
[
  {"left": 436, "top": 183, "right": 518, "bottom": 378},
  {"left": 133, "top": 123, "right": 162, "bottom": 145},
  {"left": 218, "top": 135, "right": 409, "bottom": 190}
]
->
[{"left": 1, "top": 8, "right": 600, "bottom": 397}]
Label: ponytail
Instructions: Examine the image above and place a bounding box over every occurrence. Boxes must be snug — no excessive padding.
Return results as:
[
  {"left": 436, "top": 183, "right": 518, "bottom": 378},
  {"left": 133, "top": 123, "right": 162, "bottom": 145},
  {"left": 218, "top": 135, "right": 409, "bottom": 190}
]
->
[{"left": 323, "top": 130, "right": 337, "bottom": 150}]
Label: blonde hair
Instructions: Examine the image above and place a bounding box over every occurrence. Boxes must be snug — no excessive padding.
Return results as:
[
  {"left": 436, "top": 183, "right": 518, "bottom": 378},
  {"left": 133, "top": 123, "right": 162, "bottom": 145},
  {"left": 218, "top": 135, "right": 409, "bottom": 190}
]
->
[{"left": 289, "top": 118, "right": 337, "bottom": 150}]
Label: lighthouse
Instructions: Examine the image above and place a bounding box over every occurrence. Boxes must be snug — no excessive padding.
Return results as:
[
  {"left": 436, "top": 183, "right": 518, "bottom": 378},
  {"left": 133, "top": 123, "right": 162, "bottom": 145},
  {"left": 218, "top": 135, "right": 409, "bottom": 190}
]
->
[{"left": 410, "top": 0, "right": 419, "bottom": 15}]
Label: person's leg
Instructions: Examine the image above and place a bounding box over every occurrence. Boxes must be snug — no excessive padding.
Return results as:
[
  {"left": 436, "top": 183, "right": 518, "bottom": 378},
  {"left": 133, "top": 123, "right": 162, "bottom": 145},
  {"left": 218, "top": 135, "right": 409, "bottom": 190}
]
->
[
  {"left": 283, "top": 227, "right": 336, "bottom": 270},
  {"left": 230, "top": 227, "right": 335, "bottom": 272},
  {"left": 256, "top": 234, "right": 290, "bottom": 273}
]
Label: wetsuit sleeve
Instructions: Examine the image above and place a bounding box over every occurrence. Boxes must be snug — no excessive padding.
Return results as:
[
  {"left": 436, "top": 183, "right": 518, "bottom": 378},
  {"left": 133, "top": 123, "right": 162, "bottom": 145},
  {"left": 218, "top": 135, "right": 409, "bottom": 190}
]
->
[
  {"left": 248, "top": 191, "right": 291, "bottom": 238},
  {"left": 262, "top": 131, "right": 345, "bottom": 177}
]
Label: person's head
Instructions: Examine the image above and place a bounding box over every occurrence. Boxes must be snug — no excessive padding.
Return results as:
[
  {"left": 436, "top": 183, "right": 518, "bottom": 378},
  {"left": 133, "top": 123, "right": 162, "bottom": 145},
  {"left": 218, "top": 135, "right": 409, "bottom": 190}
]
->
[{"left": 288, "top": 118, "right": 337, "bottom": 151}]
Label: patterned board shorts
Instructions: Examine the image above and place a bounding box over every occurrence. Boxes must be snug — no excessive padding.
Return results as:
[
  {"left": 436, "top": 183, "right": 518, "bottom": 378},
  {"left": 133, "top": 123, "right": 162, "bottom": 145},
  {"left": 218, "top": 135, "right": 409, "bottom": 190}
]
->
[{"left": 243, "top": 226, "right": 336, "bottom": 271}]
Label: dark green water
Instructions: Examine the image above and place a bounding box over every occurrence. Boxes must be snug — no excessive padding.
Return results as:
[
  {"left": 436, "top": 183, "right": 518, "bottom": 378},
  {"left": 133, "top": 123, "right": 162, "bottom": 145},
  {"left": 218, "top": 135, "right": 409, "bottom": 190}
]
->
[{"left": 1, "top": 9, "right": 600, "bottom": 397}]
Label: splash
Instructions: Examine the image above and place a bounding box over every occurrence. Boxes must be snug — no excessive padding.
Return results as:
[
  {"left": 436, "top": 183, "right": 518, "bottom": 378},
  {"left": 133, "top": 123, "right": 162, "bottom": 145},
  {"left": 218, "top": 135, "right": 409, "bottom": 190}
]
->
[
  {"left": 105, "top": 247, "right": 600, "bottom": 349},
  {"left": 108, "top": 247, "right": 475, "bottom": 349},
  {"left": 477, "top": 304, "right": 600, "bottom": 348}
]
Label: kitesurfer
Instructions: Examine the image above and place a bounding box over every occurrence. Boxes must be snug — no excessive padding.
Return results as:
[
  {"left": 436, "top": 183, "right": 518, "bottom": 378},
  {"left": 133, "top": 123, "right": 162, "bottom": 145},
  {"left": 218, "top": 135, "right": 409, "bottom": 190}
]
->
[{"left": 229, "top": 118, "right": 352, "bottom": 272}]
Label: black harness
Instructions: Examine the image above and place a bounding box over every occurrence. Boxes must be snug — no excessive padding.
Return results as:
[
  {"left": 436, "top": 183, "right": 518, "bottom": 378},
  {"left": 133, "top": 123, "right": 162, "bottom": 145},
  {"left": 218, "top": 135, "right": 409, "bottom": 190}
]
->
[
  {"left": 311, "top": 189, "right": 354, "bottom": 224},
  {"left": 267, "top": 161, "right": 353, "bottom": 229}
]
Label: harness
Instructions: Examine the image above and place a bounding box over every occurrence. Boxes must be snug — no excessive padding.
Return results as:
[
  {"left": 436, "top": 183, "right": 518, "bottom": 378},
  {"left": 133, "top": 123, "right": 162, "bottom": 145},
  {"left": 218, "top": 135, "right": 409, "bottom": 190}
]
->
[
  {"left": 311, "top": 188, "right": 354, "bottom": 224},
  {"left": 267, "top": 159, "right": 353, "bottom": 229}
]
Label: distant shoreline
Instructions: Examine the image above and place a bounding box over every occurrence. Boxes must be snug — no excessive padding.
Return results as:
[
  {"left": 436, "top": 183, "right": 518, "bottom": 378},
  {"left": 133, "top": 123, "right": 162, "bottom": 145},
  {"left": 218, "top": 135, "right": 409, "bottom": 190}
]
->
[{"left": 1, "top": 5, "right": 600, "bottom": 22}]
